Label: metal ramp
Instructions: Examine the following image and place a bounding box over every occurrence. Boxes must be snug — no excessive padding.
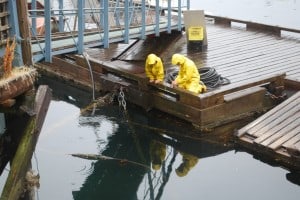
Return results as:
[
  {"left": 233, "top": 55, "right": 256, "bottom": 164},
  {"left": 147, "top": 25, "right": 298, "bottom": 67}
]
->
[{"left": 236, "top": 91, "right": 300, "bottom": 167}]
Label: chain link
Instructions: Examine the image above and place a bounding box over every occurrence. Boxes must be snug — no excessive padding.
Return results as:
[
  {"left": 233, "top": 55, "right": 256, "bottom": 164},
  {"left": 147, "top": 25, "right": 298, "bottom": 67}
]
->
[{"left": 118, "top": 86, "right": 127, "bottom": 111}]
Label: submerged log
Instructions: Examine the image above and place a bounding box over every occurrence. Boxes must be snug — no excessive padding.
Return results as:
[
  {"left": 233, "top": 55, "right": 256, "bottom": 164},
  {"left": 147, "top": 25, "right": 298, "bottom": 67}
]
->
[{"left": 0, "top": 85, "right": 52, "bottom": 200}]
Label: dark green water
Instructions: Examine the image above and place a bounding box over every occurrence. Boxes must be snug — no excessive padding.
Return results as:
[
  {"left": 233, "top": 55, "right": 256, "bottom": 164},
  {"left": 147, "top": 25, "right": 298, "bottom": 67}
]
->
[{"left": 1, "top": 74, "right": 297, "bottom": 200}]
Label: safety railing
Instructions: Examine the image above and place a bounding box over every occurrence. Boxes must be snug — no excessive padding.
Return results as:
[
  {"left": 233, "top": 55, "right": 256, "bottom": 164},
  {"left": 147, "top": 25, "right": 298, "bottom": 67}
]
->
[{"left": 27, "top": 0, "right": 190, "bottom": 62}]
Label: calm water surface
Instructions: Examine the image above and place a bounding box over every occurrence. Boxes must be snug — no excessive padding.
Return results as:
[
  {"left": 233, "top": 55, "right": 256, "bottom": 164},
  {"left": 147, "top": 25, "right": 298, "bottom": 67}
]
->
[{"left": 1, "top": 0, "right": 300, "bottom": 200}]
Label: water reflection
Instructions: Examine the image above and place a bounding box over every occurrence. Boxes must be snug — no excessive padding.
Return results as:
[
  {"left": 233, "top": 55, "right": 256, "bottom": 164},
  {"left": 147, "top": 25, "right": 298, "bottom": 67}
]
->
[
  {"left": 68, "top": 102, "right": 234, "bottom": 200},
  {"left": 34, "top": 74, "right": 300, "bottom": 200}
]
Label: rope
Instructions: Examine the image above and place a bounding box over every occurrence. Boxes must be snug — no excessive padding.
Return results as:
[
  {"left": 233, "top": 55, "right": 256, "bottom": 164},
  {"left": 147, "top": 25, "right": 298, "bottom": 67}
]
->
[{"left": 165, "top": 67, "right": 230, "bottom": 90}]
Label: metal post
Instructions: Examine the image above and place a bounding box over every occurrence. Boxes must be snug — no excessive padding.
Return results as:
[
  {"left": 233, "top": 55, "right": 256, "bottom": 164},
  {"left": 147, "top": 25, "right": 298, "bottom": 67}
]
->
[
  {"left": 58, "top": 0, "right": 64, "bottom": 32},
  {"left": 124, "top": 0, "right": 129, "bottom": 43},
  {"left": 141, "top": 0, "right": 146, "bottom": 39},
  {"left": 155, "top": 0, "right": 160, "bottom": 36},
  {"left": 178, "top": 0, "right": 182, "bottom": 31},
  {"left": 187, "top": 0, "right": 190, "bottom": 10},
  {"left": 45, "top": 0, "right": 52, "bottom": 62},
  {"left": 99, "top": 0, "right": 104, "bottom": 29},
  {"left": 114, "top": 0, "right": 121, "bottom": 27},
  {"left": 103, "top": 0, "right": 109, "bottom": 48},
  {"left": 31, "top": 0, "right": 37, "bottom": 36},
  {"left": 78, "top": 0, "right": 85, "bottom": 54},
  {"left": 167, "top": 0, "right": 171, "bottom": 33}
]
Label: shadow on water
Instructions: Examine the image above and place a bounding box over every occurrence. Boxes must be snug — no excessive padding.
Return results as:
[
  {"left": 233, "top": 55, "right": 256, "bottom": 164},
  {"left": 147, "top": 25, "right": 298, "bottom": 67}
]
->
[{"left": 34, "top": 75, "right": 300, "bottom": 199}]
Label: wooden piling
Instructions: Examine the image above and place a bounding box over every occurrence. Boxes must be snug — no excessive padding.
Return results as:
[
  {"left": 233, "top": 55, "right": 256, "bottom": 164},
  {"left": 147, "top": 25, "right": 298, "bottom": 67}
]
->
[{"left": 0, "top": 85, "right": 52, "bottom": 200}]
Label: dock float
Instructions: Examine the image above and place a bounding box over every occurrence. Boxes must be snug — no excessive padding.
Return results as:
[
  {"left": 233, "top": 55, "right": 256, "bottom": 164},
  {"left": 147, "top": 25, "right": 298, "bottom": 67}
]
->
[{"left": 236, "top": 91, "right": 300, "bottom": 169}]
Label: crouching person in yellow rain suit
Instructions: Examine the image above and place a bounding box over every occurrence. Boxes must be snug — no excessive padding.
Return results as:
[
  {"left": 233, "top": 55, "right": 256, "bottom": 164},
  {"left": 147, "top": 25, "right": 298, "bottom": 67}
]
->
[
  {"left": 171, "top": 54, "right": 206, "bottom": 94},
  {"left": 145, "top": 53, "right": 164, "bottom": 84}
]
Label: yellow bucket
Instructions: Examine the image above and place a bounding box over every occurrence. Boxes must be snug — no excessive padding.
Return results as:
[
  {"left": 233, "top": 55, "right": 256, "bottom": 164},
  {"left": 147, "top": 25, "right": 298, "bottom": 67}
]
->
[{"left": 188, "top": 26, "right": 204, "bottom": 41}]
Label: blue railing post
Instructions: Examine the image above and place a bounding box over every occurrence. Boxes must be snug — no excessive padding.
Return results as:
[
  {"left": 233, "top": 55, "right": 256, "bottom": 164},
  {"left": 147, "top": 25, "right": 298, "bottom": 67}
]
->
[
  {"left": 114, "top": 0, "right": 121, "bottom": 27},
  {"left": 31, "top": 0, "right": 37, "bottom": 36},
  {"left": 45, "top": 0, "right": 52, "bottom": 62},
  {"left": 103, "top": 0, "right": 109, "bottom": 48},
  {"left": 58, "top": 0, "right": 64, "bottom": 32},
  {"left": 155, "top": 0, "right": 160, "bottom": 36},
  {"left": 141, "top": 0, "right": 146, "bottom": 39},
  {"left": 167, "top": 0, "right": 171, "bottom": 33},
  {"left": 177, "top": 0, "right": 182, "bottom": 31},
  {"left": 124, "top": 0, "right": 129, "bottom": 43},
  {"left": 78, "top": 0, "right": 85, "bottom": 54},
  {"left": 187, "top": 0, "right": 190, "bottom": 10}
]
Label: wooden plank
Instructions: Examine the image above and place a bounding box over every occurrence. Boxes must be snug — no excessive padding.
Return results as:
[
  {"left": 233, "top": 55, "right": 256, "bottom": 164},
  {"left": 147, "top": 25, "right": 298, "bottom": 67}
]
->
[
  {"left": 269, "top": 126, "right": 300, "bottom": 150},
  {"left": 282, "top": 133, "right": 300, "bottom": 149},
  {"left": 237, "top": 91, "right": 300, "bottom": 137},
  {"left": 49, "top": 56, "right": 103, "bottom": 89},
  {"left": 209, "top": 50, "right": 300, "bottom": 75},
  {"left": 199, "top": 73, "right": 285, "bottom": 108},
  {"left": 216, "top": 47, "right": 300, "bottom": 74},
  {"left": 287, "top": 141, "right": 300, "bottom": 156},
  {"left": 249, "top": 100, "right": 300, "bottom": 137},
  {"left": 199, "top": 86, "right": 267, "bottom": 128},
  {"left": 16, "top": 0, "right": 33, "bottom": 66},
  {"left": 206, "top": 14, "right": 300, "bottom": 35},
  {"left": 258, "top": 114, "right": 300, "bottom": 147},
  {"left": 224, "top": 58, "right": 300, "bottom": 83}
]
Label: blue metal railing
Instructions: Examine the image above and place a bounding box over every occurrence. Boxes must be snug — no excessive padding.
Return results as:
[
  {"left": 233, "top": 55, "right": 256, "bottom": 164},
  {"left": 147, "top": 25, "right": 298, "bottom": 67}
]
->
[{"left": 27, "top": 0, "right": 190, "bottom": 63}]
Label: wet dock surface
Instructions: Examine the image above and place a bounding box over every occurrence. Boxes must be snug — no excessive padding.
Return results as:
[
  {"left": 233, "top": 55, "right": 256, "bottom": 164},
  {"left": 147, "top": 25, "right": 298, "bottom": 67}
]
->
[{"left": 84, "top": 21, "right": 300, "bottom": 87}]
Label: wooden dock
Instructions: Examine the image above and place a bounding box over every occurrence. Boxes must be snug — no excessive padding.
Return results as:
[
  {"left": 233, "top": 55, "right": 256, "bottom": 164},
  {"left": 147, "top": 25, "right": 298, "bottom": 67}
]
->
[
  {"left": 236, "top": 91, "right": 300, "bottom": 169},
  {"left": 35, "top": 16, "right": 300, "bottom": 131}
]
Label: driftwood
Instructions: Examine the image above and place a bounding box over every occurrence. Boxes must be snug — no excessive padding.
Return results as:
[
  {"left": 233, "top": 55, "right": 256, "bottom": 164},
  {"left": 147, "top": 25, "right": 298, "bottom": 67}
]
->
[
  {"left": 71, "top": 153, "right": 149, "bottom": 169},
  {"left": 0, "top": 85, "right": 52, "bottom": 200}
]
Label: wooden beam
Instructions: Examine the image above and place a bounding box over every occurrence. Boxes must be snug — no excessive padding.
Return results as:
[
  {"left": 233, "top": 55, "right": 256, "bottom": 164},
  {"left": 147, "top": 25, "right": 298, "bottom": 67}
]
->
[
  {"left": 16, "top": 0, "right": 33, "bottom": 66},
  {"left": 0, "top": 85, "right": 52, "bottom": 200}
]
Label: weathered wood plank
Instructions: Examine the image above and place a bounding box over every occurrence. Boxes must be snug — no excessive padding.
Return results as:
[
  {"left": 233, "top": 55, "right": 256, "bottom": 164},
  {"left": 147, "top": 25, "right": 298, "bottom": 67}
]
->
[
  {"left": 250, "top": 100, "right": 300, "bottom": 138},
  {"left": 282, "top": 133, "right": 300, "bottom": 149},
  {"left": 199, "top": 86, "right": 267, "bottom": 128},
  {"left": 269, "top": 126, "right": 300, "bottom": 150},
  {"left": 17, "top": 0, "right": 33, "bottom": 66},
  {"left": 199, "top": 73, "right": 285, "bottom": 108},
  {"left": 237, "top": 91, "right": 300, "bottom": 137},
  {"left": 206, "top": 14, "right": 300, "bottom": 35},
  {"left": 256, "top": 114, "right": 300, "bottom": 146}
]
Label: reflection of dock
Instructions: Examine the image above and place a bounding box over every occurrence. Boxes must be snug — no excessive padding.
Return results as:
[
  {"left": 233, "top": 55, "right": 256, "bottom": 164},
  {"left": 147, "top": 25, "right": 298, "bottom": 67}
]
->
[{"left": 236, "top": 91, "right": 300, "bottom": 169}]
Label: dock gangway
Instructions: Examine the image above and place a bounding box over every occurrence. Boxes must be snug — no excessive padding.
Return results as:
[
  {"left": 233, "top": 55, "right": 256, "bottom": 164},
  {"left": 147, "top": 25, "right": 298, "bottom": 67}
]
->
[{"left": 27, "top": 0, "right": 189, "bottom": 63}]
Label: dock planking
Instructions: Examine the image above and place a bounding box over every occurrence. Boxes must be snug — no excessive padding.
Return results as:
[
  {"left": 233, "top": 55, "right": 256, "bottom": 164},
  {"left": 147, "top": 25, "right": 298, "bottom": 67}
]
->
[{"left": 237, "top": 91, "right": 300, "bottom": 168}]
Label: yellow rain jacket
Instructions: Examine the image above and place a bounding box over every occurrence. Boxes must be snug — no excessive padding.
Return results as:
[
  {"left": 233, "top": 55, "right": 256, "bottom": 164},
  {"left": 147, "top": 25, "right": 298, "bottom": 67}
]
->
[
  {"left": 172, "top": 54, "right": 206, "bottom": 94},
  {"left": 145, "top": 54, "right": 164, "bottom": 82}
]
